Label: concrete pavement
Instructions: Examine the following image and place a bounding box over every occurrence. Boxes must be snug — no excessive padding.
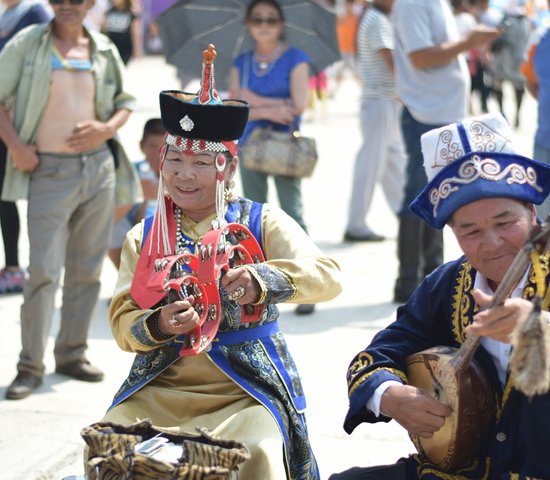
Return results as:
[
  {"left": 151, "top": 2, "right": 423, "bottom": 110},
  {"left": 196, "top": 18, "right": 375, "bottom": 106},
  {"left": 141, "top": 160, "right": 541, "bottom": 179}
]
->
[{"left": 0, "top": 55, "right": 539, "bottom": 480}]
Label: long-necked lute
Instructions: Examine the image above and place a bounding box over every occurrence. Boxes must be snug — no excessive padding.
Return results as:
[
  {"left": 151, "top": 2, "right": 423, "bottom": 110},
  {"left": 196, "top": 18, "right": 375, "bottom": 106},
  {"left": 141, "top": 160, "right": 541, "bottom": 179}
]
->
[{"left": 406, "top": 221, "right": 550, "bottom": 470}]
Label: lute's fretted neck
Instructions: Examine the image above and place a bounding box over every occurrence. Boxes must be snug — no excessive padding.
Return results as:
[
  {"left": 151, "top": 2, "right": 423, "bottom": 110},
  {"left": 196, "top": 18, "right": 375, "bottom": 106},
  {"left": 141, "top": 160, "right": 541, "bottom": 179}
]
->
[{"left": 451, "top": 242, "right": 535, "bottom": 372}]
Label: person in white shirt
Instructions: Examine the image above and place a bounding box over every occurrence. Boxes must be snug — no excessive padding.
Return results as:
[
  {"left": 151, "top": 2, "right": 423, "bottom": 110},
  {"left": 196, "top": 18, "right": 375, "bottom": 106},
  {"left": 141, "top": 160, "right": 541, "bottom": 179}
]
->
[
  {"left": 343, "top": 0, "right": 406, "bottom": 243},
  {"left": 391, "top": 0, "right": 500, "bottom": 303},
  {"left": 333, "top": 113, "right": 550, "bottom": 480}
]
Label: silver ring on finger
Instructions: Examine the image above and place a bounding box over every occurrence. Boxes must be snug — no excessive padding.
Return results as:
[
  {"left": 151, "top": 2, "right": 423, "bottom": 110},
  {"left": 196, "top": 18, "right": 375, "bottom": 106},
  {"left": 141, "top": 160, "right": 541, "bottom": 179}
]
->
[
  {"left": 168, "top": 314, "right": 180, "bottom": 327},
  {"left": 228, "top": 285, "right": 246, "bottom": 301}
]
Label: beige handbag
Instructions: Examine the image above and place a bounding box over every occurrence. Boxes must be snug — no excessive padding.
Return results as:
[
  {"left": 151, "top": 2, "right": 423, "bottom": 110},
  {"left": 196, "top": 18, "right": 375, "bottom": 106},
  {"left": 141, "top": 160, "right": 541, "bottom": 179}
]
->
[
  {"left": 82, "top": 419, "right": 250, "bottom": 480},
  {"left": 241, "top": 127, "right": 318, "bottom": 178}
]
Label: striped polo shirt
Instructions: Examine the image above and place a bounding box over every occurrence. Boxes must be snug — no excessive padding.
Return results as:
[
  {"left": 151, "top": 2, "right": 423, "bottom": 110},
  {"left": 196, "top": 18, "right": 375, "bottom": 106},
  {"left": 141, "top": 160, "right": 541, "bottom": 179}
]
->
[{"left": 356, "top": 6, "right": 397, "bottom": 100}]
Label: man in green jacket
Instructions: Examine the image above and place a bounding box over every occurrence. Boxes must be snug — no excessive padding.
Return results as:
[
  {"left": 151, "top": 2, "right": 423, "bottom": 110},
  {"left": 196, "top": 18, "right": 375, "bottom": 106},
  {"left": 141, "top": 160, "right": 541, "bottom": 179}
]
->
[{"left": 0, "top": 0, "right": 140, "bottom": 400}]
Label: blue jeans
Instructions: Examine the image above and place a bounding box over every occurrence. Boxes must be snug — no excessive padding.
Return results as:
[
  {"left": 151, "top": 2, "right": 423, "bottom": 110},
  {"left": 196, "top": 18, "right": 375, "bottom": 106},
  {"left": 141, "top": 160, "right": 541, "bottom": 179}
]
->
[
  {"left": 534, "top": 143, "right": 550, "bottom": 222},
  {"left": 394, "top": 108, "right": 444, "bottom": 301},
  {"left": 400, "top": 108, "right": 443, "bottom": 215}
]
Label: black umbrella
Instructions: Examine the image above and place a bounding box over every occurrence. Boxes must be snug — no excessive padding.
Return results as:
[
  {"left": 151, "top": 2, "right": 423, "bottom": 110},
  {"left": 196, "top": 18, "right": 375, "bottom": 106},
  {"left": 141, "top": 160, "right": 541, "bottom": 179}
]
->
[{"left": 156, "top": 0, "right": 340, "bottom": 92}]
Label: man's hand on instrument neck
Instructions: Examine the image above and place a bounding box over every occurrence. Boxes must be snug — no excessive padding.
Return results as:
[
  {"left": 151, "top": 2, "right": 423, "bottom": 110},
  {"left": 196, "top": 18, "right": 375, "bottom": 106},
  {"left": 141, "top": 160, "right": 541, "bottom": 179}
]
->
[
  {"left": 380, "top": 384, "right": 451, "bottom": 438},
  {"left": 467, "top": 289, "right": 535, "bottom": 343}
]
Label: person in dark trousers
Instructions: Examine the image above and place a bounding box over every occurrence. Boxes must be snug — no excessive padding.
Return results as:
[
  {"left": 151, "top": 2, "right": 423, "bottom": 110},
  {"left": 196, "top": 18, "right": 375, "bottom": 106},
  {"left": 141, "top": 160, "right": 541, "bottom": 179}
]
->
[
  {"left": 229, "top": 0, "right": 315, "bottom": 315},
  {"left": 0, "top": 0, "right": 50, "bottom": 294},
  {"left": 390, "top": 0, "right": 499, "bottom": 303}
]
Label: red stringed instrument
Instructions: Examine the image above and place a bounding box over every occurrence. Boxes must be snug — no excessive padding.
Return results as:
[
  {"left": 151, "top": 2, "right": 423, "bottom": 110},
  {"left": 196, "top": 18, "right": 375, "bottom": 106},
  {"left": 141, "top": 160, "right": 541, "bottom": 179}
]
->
[{"left": 406, "top": 221, "right": 550, "bottom": 470}]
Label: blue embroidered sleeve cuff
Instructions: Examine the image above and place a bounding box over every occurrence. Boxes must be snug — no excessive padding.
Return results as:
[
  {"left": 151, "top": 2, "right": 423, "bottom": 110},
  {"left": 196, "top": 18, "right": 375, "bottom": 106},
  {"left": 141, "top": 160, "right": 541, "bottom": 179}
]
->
[
  {"left": 245, "top": 264, "right": 297, "bottom": 304},
  {"left": 130, "top": 311, "right": 173, "bottom": 347}
]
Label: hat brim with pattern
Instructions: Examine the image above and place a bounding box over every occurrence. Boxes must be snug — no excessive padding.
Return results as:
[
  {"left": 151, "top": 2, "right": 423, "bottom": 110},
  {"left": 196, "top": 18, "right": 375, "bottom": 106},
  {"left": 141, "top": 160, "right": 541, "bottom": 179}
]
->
[{"left": 410, "top": 151, "right": 550, "bottom": 229}]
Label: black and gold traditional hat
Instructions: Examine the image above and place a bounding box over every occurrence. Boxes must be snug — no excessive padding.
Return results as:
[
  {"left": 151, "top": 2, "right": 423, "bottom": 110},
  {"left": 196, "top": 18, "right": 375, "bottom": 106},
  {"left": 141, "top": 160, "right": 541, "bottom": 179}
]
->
[
  {"left": 140, "top": 45, "right": 250, "bottom": 268},
  {"left": 159, "top": 44, "right": 249, "bottom": 157}
]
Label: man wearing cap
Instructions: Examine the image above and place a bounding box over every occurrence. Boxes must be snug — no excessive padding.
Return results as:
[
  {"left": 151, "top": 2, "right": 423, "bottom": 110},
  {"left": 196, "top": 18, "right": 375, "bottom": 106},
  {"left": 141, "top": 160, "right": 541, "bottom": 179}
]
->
[{"left": 332, "top": 113, "right": 550, "bottom": 479}]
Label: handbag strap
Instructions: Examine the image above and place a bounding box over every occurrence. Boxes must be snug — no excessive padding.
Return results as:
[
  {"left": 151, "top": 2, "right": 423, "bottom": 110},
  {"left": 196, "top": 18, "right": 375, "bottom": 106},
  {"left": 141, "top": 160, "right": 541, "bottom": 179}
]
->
[{"left": 241, "top": 53, "right": 250, "bottom": 89}]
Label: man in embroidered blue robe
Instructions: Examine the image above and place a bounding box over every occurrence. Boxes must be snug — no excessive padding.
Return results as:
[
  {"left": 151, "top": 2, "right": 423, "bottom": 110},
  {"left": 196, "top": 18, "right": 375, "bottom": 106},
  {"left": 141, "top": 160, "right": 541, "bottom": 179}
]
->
[{"left": 335, "top": 113, "right": 550, "bottom": 480}]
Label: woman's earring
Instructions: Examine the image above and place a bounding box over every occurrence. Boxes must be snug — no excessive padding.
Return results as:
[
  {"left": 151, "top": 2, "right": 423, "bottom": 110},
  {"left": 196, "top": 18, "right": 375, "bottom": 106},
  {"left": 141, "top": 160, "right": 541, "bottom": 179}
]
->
[{"left": 224, "top": 179, "right": 238, "bottom": 204}]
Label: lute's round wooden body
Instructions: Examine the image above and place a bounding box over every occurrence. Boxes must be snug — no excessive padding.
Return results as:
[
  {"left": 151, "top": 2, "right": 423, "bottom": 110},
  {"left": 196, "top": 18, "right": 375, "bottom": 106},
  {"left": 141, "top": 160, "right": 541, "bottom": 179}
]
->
[{"left": 406, "top": 346, "right": 496, "bottom": 470}]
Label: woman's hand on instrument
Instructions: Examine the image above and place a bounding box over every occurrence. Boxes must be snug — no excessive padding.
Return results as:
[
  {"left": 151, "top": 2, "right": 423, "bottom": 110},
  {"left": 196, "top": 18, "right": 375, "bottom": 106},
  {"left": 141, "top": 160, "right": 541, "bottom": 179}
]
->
[
  {"left": 468, "top": 289, "right": 533, "bottom": 343},
  {"left": 159, "top": 296, "right": 199, "bottom": 335},
  {"left": 380, "top": 384, "right": 451, "bottom": 438},
  {"left": 221, "top": 267, "right": 261, "bottom": 305}
]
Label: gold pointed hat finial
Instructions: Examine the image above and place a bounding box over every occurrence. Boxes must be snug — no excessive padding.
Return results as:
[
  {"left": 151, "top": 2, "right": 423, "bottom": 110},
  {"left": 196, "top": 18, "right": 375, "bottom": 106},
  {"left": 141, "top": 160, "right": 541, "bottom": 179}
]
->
[
  {"left": 195, "top": 43, "right": 220, "bottom": 105},
  {"left": 203, "top": 44, "right": 216, "bottom": 65}
]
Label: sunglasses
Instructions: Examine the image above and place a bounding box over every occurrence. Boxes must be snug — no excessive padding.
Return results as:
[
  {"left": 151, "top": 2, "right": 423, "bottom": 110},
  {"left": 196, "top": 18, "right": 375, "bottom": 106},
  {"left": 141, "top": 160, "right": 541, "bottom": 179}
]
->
[
  {"left": 249, "top": 17, "right": 282, "bottom": 27},
  {"left": 50, "top": 0, "right": 86, "bottom": 5}
]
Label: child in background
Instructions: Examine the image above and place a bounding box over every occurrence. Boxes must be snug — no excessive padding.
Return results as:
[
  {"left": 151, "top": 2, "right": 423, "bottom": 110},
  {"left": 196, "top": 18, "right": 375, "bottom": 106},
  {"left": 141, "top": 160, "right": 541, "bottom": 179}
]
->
[
  {"left": 306, "top": 69, "right": 329, "bottom": 121},
  {"left": 108, "top": 118, "right": 165, "bottom": 269},
  {"left": 102, "top": 0, "right": 142, "bottom": 64}
]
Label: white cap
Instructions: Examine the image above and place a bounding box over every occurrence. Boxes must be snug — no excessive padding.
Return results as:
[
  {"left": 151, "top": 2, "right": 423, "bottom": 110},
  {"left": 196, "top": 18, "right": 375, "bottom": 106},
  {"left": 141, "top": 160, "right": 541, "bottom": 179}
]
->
[{"left": 420, "top": 113, "right": 517, "bottom": 182}]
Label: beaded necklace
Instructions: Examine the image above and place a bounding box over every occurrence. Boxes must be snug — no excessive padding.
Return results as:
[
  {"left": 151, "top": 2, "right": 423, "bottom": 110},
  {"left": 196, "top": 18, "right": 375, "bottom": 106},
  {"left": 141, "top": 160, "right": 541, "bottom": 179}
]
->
[
  {"left": 252, "top": 43, "right": 283, "bottom": 77},
  {"left": 174, "top": 206, "right": 201, "bottom": 256}
]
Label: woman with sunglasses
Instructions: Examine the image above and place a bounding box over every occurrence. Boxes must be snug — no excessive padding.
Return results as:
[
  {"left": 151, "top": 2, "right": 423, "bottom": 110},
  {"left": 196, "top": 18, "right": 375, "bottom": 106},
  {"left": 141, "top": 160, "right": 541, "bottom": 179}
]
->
[
  {"left": 229, "top": 0, "right": 315, "bottom": 315},
  {"left": 0, "top": 0, "right": 140, "bottom": 400}
]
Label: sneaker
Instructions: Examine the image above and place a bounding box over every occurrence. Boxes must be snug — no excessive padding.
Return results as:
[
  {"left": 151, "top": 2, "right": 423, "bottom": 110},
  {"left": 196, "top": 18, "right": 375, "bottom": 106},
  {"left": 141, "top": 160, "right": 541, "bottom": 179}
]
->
[{"left": 0, "top": 268, "right": 26, "bottom": 294}]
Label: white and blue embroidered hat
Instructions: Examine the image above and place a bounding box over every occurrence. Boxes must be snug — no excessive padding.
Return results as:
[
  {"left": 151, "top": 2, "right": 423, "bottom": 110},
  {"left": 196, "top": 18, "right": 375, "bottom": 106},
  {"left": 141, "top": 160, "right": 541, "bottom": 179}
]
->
[{"left": 410, "top": 113, "right": 550, "bottom": 229}]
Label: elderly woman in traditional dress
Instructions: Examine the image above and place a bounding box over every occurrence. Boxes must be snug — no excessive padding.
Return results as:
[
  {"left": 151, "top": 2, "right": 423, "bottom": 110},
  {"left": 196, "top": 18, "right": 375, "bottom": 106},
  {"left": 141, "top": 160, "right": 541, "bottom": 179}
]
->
[{"left": 103, "top": 46, "right": 342, "bottom": 480}]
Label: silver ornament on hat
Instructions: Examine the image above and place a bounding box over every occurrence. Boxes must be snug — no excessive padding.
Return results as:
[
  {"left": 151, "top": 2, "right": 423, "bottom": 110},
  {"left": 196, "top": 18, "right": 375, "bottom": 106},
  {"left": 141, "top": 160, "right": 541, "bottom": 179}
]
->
[{"left": 179, "top": 115, "right": 194, "bottom": 132}]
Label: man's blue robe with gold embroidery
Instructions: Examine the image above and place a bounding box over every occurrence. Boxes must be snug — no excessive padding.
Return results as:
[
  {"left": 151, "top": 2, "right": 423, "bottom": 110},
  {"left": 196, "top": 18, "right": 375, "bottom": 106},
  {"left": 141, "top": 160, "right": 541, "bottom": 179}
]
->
[{"left": 345, "top": 255, "right": 550, "bottom": 480}]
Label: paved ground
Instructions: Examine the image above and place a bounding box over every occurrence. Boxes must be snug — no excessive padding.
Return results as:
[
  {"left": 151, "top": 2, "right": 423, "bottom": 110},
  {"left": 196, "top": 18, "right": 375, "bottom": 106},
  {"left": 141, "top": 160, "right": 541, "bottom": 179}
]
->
[{"left": 0, "top": 55, "right": 539, "bottom": 480}]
